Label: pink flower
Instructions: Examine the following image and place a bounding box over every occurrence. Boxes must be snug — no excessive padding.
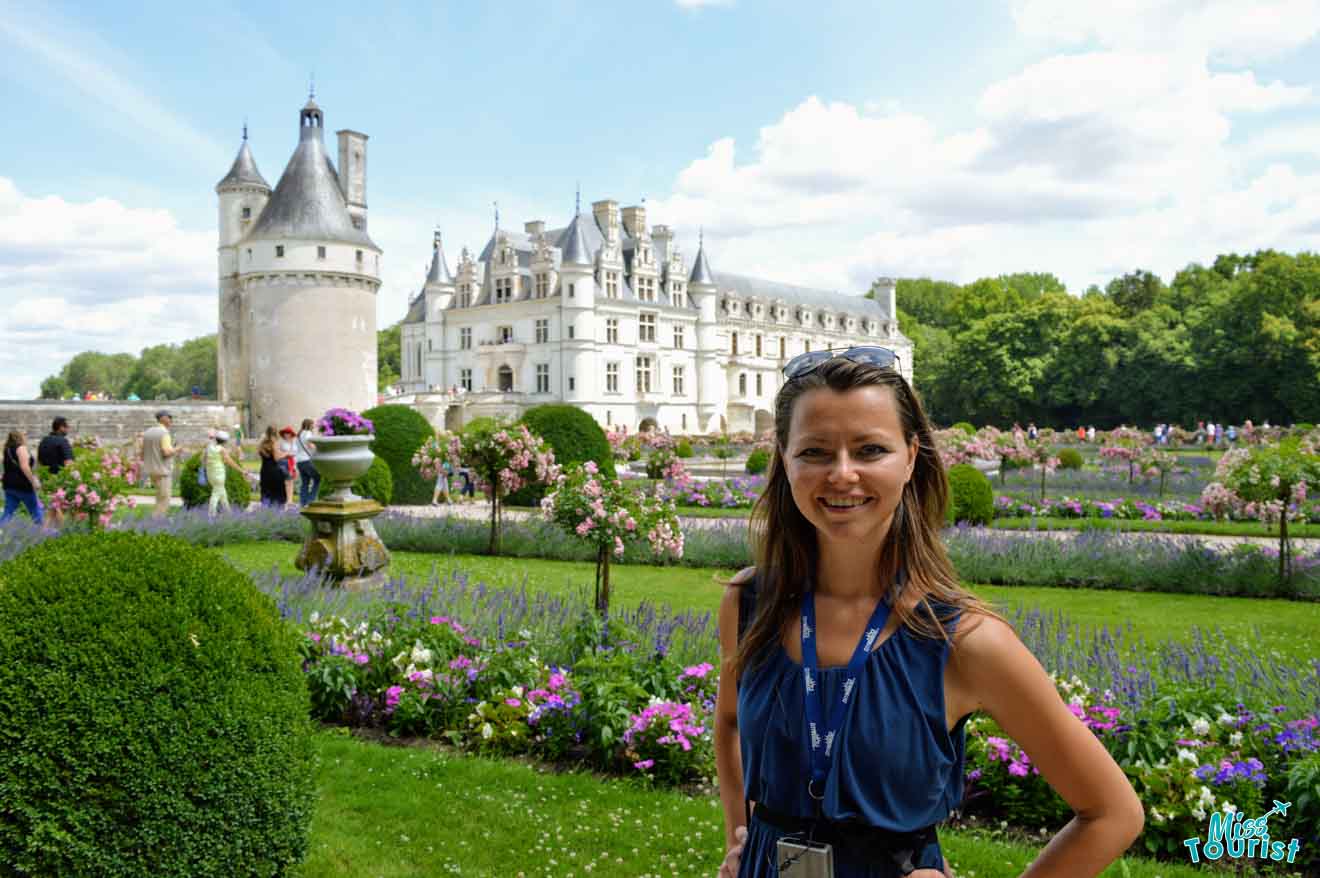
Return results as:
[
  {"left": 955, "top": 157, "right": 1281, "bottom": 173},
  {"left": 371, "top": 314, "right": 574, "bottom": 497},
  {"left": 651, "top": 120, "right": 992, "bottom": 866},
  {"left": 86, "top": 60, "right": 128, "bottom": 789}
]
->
[
  {"left": 1008, "top": 761, "right": 1029, "bottom": 777},
  {"left": 505, "top": 698, "right": 522, "bottom": 708},
  {"left": 633, "top": 759, "right": 654, "bottom": 770},
  {"left": 584, "top": 460, "right": 599, "bottom": 475}
]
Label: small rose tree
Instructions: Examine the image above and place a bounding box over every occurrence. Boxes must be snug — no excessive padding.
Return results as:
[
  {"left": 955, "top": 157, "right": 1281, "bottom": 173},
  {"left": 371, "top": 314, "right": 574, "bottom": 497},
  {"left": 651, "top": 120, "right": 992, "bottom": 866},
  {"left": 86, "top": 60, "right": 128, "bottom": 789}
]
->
[
  {"left": 1136, "top": 446, "right": 1178, "bottom": 498},
  {"left": 44, "top": 446, "right": 140, "bottom": 528},
  {"left": 1220, "top": 438, "right": 1320, "bottom": 586},
  {"left": 1099, "top": 426, "right": 1148, "bottom": 483},
  {"left": 445, "top": 422, "right": 558, "bottom": 554},
  {"left": 541, "top": 461, "right": 684, "bottom": 615}
]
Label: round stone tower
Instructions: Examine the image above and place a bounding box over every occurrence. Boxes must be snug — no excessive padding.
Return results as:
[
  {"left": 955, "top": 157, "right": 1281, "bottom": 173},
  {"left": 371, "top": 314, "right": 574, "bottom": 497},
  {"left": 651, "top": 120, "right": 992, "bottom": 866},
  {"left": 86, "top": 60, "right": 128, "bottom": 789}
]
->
[{"left": 219, "top": 96, "right": 382, "bottom": 433}]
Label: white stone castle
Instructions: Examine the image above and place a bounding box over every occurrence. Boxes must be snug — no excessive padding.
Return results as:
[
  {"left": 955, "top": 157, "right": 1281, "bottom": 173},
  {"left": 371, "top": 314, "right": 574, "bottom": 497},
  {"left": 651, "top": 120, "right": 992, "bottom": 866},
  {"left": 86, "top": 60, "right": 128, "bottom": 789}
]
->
[
  {"left": 396, "top": 200, "right": 911, "bottom": 435},
  {"left": 215, "top": 96, "right": 381, "bottom": 433}
]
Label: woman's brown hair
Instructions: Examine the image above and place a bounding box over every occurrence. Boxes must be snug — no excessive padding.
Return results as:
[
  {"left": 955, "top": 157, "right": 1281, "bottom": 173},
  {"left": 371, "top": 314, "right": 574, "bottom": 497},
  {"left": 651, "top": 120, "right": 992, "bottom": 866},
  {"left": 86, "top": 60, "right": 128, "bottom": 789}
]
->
[
  {"left": 732, "top": 356, "right": 1000, "bottom": 677},
  {"left": 258, "top": 426, "right": 277, "bottom": 458},
  {"left": 5, "top": 431, "right": 25, "bottom": 451}
]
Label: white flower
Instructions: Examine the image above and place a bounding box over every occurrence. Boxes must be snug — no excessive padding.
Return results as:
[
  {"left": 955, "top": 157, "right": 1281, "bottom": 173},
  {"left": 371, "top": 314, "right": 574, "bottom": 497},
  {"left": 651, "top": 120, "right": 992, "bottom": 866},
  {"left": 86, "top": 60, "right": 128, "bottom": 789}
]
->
[
  {"left": 1218, "top": 712, "right": 1236, "bottom": 726},
  {"left": 1221, "top": 801, "right": 1237, "bottom": 814},
  {"left": 481, "top": 722, "right": 494, "bottom": 739},
  {"left": 1177, "top": 748, "right": 1199, "bottom": 764},
  {"left": 1191, "top": 718, "right": 1211, "bottom": 736},
  {"left": 1149, "top": 807, "right": 1166, "bottom": 824},
  {"left": 410, "top": 643, "right": 433, "bottom": 666},
  {"left": 309, "top": 611, "right": 321, "bottom": 625},
  {"left": 1229, "top": 731, "right": 1243, "bottom": 746},
  {"left": 1069, "top": 694, "right": 1085, "bottom": 707},
  {"left": 1192, "top": 806, "right": 1207, "bottom": 821},
  {"left": 1198, "top": 786, "right": 1216, "bottom": 807}
]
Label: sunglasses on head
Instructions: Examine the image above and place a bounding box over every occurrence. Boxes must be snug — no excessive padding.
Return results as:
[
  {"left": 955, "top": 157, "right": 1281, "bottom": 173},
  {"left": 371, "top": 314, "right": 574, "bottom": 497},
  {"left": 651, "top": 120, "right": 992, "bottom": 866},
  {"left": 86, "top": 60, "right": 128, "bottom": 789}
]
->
[{"left": 781, "top": 346, "right": 901, "bottom": 380}]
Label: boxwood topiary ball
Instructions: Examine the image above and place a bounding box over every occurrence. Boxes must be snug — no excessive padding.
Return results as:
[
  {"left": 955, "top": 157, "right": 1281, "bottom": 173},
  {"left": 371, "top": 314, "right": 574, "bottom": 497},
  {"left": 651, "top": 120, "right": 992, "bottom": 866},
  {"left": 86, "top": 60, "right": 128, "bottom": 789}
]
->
[
  {"left": 0, "top": 531, "right": 314, "bottom": 876},
  {"left": 946, "top": 462, "right": 994, "bottom": 525},
  {"left": 361, "top": 404, "right": 436, "bottom": 505}
]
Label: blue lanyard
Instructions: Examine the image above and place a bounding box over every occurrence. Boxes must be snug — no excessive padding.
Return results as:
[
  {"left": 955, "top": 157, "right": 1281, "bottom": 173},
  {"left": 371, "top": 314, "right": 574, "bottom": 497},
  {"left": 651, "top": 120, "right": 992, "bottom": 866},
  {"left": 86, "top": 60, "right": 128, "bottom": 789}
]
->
[{"left": 800, "top": 585, "right": 893, "bottom": 800}]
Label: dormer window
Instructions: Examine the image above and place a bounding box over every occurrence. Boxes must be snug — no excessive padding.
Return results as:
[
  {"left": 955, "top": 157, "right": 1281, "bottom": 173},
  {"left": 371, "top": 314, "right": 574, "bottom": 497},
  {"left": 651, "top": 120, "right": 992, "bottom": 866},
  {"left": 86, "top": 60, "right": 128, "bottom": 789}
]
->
[
  {"left": 317, "top": 246, "right": 326, "bottom": 260},
  {"left": 356, "top": 250, "right": 363, "bottom": 264},
  {"left": 241, "top": 207, "right": 251, "bottom": 220},
  {"left": 535, "top": 273, "right": 550, "bottom": 298},
  {"left": 275, "top": 245, "right": 285, "bottom": 258},
  {"left": 495, "top": 278, "right": 514, "bottom": 304}
]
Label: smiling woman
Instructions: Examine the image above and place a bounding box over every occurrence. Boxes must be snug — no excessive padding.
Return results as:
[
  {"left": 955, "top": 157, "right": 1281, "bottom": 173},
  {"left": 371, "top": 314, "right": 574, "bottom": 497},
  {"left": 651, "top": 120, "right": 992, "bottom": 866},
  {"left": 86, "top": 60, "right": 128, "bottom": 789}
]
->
[{"left": 714, "top": 351, "right": 1146, "bottom": 878}]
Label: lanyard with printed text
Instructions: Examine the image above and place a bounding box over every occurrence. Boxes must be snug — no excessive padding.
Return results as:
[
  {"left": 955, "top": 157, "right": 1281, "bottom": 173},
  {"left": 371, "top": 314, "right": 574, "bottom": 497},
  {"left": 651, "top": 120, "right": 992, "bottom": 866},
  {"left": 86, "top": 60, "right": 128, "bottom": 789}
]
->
[{"left": 800, "top": 582, "right": 894, "bottom": 800}]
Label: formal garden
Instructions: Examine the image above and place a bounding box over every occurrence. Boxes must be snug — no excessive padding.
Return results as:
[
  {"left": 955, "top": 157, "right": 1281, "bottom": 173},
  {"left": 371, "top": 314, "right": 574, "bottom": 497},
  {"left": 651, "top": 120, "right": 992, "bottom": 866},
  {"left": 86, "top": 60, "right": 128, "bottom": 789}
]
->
[{"left": 3, "top": 403, "right": 1319, "bottom": 877}]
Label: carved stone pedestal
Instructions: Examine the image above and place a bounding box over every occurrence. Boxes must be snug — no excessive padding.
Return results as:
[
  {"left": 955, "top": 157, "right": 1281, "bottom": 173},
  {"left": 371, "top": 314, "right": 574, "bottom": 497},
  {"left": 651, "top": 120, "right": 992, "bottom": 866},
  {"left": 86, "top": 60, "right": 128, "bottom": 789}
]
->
[{"left": 295, "top": 496, "right": 390, "bottom": 590}]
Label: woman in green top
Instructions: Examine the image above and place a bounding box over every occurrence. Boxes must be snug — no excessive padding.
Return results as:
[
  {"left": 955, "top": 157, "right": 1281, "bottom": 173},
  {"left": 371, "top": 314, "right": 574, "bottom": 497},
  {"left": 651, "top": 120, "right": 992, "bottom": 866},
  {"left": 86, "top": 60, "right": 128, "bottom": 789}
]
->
[{"left": 204, "top": 431, "right": 240, "bottom": 515}]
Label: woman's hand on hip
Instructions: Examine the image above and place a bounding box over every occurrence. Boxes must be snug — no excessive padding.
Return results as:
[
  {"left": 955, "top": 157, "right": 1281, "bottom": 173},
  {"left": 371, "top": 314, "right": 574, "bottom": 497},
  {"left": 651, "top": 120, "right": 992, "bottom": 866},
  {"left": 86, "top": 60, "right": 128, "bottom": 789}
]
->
[{"left": 717, "top": 826, "right": 746, "bottom": 878}]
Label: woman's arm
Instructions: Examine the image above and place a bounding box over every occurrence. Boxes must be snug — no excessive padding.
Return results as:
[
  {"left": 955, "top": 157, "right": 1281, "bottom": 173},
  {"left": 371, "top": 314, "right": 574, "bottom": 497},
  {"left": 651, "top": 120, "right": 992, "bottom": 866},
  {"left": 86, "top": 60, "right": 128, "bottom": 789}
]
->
[
  {"left": 17, "top": 447, "right": 39, "bottom": 492},
  {"left": 951, "top": 616, "right": 1145, "bottom": 877}
]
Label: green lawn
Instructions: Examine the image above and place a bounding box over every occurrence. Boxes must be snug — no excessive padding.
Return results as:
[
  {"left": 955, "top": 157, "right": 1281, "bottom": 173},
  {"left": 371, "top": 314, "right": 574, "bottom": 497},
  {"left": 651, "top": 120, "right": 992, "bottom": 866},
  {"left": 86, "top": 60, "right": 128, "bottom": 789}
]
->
[
  {"left": 217, "top": 543, "right": 1320, "bottom": 664},
  {"left": 301, "top": 730, "right": 1214, "bottom": 878}
]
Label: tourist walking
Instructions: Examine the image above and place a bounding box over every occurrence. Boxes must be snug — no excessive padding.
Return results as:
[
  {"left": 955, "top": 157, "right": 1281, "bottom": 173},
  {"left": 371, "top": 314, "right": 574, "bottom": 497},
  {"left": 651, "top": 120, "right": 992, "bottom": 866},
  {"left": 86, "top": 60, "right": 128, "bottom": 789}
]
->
[
  {"left": 458, "top": 465, "right": 475, "bottom": 502},
  {"left": 37, "top": 416, "right": 74, "bottom": 527},
  {"left": 1, "top": 431, "right": 43, "bottom": 526},
  {"left": 295, "top": 419, "right": 320, "bottom": 506},
  {"left": 203, "top": 431, "right": 240, "bottom": 516},
  {"left": 713, "top": 347, "right": 1142, "bottom": 877},
  {"left": 258, "top": 426, "right": 291, "bottom": 508},
  {"left": 141, "top": 411, "right": 182, "bottom": 519},
  {"left": 431, "top": 459, "right": 453, "bottom": 506},
  {"left": 278, "top": 426, "right": 298, "bottom": 506}
]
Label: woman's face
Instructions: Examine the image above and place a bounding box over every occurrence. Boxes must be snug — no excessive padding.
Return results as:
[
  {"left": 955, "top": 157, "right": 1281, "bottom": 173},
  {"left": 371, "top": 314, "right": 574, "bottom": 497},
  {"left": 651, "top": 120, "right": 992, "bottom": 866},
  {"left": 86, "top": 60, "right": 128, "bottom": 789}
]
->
[{"left": 782, "top": 385, "right": 917, "bottom": 549}]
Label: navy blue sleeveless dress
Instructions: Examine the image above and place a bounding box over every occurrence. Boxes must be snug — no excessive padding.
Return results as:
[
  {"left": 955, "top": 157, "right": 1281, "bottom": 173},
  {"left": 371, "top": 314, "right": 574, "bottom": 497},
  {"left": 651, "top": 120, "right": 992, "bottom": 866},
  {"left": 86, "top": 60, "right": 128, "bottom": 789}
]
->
[{"left": 737, "top": 592, "right": 968, "bottom": 876}]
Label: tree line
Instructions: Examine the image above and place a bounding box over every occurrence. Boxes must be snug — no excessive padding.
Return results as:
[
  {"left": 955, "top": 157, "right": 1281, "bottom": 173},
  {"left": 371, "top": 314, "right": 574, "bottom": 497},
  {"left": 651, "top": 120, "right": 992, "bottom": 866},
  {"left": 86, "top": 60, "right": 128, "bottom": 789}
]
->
[
  {"left": 39, "top": 325, "right": 406, "bottom": 400},
  {"left": 873, "top": 250, "right": 1320, "bottom": 428}
]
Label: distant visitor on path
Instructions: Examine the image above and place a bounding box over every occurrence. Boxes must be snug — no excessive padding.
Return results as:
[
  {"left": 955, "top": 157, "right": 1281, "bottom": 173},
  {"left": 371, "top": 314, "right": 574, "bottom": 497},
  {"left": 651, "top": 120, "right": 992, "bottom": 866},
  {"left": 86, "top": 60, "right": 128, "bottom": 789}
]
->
[
  {"left": 1, "top": 431, "right": 43, "bottom": 526},
  {"left": 431, "top": 458, "right": 452, "bottom": 506},
  {"left": 295, "top": 419, "right": 320, "bottom": 506},
  {"left": 37, "top": 416, "right": 74, "bottom": 527},
  {"left": 258, "top": 426, "right": 291, "bottom": 508},
  {"left": 140, "top": 411, "right": 182, "bottom": 519},
  {"left": 203, "top": 431, "right": 240, "bottom": 516},
  {"left": 278, "top": 426, "right": 298, "bottom": 506},
  {"left": 714, "top": 347, "right": 1144, "bottom": 878}
]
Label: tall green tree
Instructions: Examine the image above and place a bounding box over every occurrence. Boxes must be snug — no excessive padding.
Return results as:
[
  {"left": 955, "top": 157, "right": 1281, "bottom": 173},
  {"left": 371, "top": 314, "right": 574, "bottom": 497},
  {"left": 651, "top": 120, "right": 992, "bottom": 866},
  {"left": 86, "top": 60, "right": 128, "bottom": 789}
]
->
[{"left": 377, "top": 322, "right": 402, "bottom": 391}]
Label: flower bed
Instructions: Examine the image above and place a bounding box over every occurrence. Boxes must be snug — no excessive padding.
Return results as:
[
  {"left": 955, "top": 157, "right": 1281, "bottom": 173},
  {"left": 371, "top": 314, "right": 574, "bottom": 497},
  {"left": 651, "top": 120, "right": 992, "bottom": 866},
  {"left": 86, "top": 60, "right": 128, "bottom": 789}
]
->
[
  {"left": 666, "top": 475, "right": 764, "bottom": 509},
  {"left": 267, "top": 567, "right": 1318, "bottom": 868}
]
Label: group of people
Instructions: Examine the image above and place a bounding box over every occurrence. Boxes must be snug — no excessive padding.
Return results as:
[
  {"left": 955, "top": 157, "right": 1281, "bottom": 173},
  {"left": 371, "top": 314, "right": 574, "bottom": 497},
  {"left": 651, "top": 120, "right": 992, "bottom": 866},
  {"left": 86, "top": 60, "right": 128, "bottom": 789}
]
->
[
  {"left": 430, "top": 459, "right": 476, "bottom": 505},
  {"left": 254, "top": 420, "right": 321, "bottom": 509},
  {"left": 1, "top": 417, "right": 76, "bottom": 526}
]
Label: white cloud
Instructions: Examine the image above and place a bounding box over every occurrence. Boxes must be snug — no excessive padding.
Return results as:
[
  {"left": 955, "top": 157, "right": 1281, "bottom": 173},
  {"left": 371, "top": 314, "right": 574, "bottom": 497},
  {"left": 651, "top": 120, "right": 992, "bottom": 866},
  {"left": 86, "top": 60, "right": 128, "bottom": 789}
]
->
[
  {"left": 0, "top": 178, "right": 215, "bottom": 398},
  {"left": 645, "top": 21, "right": 1320, "bottom": 299},
  {"left": 1011, "top": 0, "right": 1320, "bottom": 64}
]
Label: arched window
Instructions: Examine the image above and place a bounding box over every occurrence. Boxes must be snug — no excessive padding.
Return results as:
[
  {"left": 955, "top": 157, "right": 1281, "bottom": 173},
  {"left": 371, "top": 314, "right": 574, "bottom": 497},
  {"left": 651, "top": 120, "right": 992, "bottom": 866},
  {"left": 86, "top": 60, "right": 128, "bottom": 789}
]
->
[{"left": 498, "top": 365, "right": 514, "bottom": 392}]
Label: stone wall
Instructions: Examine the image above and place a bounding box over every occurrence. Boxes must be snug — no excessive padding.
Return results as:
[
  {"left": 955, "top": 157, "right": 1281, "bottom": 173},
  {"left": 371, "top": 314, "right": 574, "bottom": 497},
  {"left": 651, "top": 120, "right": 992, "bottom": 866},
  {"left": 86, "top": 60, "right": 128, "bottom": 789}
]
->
[{"left": 0, "top": 401, "right": 243, "bottom": 449}]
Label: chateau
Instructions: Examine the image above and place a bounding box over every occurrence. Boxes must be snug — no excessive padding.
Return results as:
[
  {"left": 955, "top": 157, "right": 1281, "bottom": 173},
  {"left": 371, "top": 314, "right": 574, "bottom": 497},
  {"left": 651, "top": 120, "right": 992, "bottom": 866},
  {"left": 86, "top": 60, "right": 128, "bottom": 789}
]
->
[
  {"left": 397, "top": 201, "right": 911, "bottom": 435},
  {"left": 215, "top": 96, "right": 381, "bottom": 432}
]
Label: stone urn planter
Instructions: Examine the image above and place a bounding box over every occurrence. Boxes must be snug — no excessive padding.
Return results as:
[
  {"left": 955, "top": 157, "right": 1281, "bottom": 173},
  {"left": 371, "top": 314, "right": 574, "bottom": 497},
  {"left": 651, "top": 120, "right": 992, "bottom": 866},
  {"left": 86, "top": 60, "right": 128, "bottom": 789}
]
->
[
  {"left": 310, "top": 434, "right": 375, "bottom": 500},
  {"left": 296, "top": 433, "right": 389, "bottom": 590}
]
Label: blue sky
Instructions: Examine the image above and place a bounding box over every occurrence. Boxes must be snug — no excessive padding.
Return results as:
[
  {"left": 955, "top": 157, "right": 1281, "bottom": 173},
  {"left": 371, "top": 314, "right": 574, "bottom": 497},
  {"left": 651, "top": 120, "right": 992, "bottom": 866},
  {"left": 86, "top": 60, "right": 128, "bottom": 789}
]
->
[{"left": 2, "top": 0, "right": 1319, "bottom": 398}]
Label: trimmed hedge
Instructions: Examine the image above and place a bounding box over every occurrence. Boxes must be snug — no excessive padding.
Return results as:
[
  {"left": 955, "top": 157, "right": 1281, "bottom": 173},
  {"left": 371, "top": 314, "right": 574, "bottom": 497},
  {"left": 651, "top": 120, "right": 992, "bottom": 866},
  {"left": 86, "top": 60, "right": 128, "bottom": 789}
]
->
[
  {"left": 507, "top": 405, "right": 614, "bottom": 507},
  {"left": 947, "top": 463, "right": 994, "bottom": 525},
  {"left": 361, "top": 405, "right": 434, "bottom": 505},
  {"left": 317, "top": 454, "right": 393, "bottom": 505},
  {"left": 675, "top": 438, "right": 694, "bottom": 458},
  {"left": 951, "top": 421, "right": 976, "bottom": 435},
  {"left": 179, "top": 450, "right": 252, "bottom": 509},
  {"left": 745, "top": 448, "right": 770, "bottom": 475},
  {"left": 0, "top": 531, "right": 313, "bottom": 876},
  {"left": 1057, "top": 447, "right": 1084, "bottom": 470}
]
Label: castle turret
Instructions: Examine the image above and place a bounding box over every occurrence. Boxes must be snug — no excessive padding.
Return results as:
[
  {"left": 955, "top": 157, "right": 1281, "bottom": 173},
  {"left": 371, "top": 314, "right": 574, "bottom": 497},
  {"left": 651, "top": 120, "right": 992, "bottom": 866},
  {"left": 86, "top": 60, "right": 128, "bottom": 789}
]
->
[
  {"left": 688, "top": 232, "right": 726, "bottom": 433},
  {"left": 215, "top": 126, "right": 271, "bottom": 405},
  {"left": 557, "top": 206, "right": 598, "bottom": 401},
  {"left": 230, "top": 95, "right": 382, "bottom": 431}
]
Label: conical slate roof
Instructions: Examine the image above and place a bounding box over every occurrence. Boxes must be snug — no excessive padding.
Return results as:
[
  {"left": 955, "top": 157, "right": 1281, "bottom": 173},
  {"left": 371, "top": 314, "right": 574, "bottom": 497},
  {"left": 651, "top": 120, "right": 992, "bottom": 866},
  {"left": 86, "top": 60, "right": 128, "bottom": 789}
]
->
[
  {"left": 426, "top": 234, "right": 453, "bottom": 284},
  {"left": 216, "top": 140, "right": 270, "bottom": 192},
  {"left": 689, "top": 242, "right": 714, "bottom": 284},
  {"left": 557, "top": 212, "right": 594, "bottom": 265},
  {"left": 245, "top": 112, "right": 376, "bottom": 248}
]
